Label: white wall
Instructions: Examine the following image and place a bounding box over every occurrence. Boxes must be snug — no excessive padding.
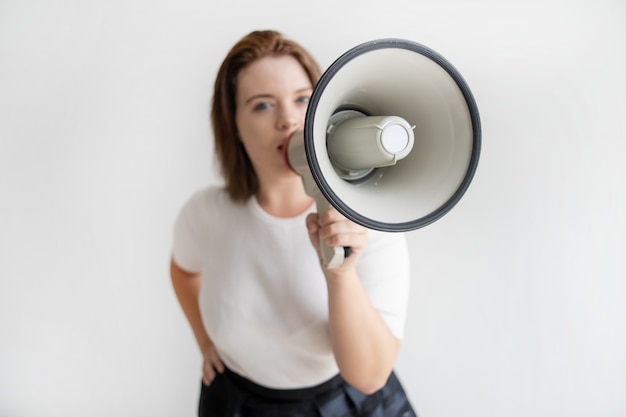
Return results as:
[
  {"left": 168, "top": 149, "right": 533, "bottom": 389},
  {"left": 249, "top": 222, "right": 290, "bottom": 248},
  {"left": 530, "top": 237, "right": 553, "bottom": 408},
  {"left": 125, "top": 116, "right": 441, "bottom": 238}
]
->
[{"left": 1, "top": 1, "right": 624, "bottom": 416}]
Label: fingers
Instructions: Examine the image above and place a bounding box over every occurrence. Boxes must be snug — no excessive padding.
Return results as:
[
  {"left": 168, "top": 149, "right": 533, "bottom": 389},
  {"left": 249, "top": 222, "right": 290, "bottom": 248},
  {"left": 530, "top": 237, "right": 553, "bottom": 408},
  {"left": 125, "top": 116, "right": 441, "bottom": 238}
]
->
[
  {"left": 202, "top": 360, "right": 224, "bottom": 386},
  {"left": 306, "top": 213, "right": 320, "bottom": 235},
  {"left": 305, "top": 213, "right": 320, "bottom": 251},
  {"left": 202, "top": 363, "right": 215, "bottom": 386},
  {"left": 309, "top": 208, "right": 368, "bottom": 252},
  {"left": 202, "top": 346, "right": 225, "bottom": 386}
]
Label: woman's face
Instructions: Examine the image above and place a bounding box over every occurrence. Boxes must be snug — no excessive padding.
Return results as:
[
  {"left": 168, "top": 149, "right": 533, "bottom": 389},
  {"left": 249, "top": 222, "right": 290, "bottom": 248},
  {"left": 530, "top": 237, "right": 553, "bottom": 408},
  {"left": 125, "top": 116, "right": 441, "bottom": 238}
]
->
[{"left": 235, "top": 55, "right": 313, "bottom": 181}]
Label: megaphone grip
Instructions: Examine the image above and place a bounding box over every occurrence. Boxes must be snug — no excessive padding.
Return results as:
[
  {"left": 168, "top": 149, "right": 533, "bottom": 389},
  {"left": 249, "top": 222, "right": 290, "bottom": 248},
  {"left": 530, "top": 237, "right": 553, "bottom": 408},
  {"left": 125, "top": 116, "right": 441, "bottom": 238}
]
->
[
  {"left": 314, "top": 195, "right": 349, "bottom": 269},
  {"left": 320, "top": 239, "right": 345, "bottom": 269}
]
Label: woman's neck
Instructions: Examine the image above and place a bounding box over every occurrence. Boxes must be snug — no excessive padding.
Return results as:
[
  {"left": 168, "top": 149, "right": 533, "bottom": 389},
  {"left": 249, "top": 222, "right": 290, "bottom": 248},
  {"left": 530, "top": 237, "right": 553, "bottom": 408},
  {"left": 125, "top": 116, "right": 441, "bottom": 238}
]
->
[{"left": 255, "top": 176, "right": 314, "bottom": 218}]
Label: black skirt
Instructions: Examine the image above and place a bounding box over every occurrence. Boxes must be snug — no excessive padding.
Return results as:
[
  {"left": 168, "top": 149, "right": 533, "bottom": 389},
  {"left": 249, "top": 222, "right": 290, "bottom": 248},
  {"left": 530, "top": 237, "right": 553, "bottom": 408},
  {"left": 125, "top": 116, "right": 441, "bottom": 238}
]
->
[{"left": 198, "top": 368, "right": 417, "bottom": 417}]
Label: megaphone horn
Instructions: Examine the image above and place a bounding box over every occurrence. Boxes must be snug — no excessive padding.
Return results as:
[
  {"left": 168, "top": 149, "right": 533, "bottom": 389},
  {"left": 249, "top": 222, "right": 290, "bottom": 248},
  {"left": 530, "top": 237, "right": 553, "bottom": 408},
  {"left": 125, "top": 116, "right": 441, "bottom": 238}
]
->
[{"left": 288, "top": 39, "right": 481, "bottom": 269}]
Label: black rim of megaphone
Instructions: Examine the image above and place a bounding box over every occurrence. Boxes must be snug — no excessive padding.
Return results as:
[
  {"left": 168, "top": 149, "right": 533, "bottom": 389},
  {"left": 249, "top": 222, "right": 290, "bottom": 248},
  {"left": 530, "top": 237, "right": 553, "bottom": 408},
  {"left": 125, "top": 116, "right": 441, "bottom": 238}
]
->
[{"left": 304, "top": 38, "right": 482, "bottom": 232}]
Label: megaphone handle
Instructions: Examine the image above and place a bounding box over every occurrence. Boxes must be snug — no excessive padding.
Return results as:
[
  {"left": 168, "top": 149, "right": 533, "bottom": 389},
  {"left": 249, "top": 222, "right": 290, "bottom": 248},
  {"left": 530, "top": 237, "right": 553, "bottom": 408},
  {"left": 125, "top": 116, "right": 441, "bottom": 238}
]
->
[{"left": 314, "top": 195, "right": 347, "bottom": 269}]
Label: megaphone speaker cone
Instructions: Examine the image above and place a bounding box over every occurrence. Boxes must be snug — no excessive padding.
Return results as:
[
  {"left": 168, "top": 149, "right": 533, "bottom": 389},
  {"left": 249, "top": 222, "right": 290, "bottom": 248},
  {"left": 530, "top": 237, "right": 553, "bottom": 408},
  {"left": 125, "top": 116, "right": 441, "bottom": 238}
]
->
[{"left": 304, "top": 39, "right": 481, "bottom": 232}]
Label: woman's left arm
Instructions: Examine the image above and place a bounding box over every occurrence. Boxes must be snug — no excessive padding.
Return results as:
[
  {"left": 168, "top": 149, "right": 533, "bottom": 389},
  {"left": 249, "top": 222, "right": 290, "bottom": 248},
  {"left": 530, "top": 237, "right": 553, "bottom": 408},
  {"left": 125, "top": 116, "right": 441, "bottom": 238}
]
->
[{"left": 306, "top": 208, "right": 402, "bottom": 395}]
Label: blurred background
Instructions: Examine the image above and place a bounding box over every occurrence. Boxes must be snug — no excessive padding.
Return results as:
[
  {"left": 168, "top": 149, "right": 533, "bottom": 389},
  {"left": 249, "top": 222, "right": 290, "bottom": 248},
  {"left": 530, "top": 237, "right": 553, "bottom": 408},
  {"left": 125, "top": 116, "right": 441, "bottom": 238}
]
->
[{"left": 1, "top": 0, "right": 624, "bottom": 416}]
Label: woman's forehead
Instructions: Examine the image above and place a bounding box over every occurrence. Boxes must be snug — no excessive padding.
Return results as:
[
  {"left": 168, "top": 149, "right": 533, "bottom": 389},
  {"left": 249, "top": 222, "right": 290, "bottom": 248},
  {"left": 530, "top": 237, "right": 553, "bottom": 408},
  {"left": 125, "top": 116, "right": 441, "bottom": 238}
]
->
[{"left": 236, "top": 56, "right": 312, "bottom": 102}]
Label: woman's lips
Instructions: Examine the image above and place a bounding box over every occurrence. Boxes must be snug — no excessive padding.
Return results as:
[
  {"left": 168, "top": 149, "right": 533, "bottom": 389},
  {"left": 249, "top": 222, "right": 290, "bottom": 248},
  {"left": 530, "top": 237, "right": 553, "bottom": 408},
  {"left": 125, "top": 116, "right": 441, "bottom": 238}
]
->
[{"left": 278, "top": 137, "right": 296, "bottom": 172}]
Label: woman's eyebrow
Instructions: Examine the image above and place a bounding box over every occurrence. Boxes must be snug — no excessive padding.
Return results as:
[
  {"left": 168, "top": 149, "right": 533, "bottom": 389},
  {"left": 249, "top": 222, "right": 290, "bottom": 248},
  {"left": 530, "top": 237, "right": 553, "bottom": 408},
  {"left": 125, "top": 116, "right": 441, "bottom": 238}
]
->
[
  {"left": 245, "top": 93, "right": 274, "bottom": 104},
  {"left": 245, "top": 87, "right": 312, "bottom": 104}
]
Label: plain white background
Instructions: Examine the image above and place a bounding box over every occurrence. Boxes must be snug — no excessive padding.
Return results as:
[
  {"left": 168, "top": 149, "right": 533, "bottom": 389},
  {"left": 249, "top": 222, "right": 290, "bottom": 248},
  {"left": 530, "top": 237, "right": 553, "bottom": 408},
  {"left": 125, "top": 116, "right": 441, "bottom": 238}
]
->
[{"left": 1, "top": 0, "right": 624, "bottom": 416}]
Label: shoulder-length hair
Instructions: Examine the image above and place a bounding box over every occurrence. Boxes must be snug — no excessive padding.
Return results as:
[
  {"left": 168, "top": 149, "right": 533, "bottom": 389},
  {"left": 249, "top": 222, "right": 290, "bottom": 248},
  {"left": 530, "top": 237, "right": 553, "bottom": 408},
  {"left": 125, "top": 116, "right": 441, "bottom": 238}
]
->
[{"left": 211, "top": 30, "right": 322, "bottom": 202}]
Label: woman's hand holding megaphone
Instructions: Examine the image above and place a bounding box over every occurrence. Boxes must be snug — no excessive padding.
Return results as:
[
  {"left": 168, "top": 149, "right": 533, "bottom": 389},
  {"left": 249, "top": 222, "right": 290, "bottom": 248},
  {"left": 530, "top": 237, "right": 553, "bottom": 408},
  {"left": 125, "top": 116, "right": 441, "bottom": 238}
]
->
[{"left": 305, "top": 205, "right": 368, "bottom": 272}]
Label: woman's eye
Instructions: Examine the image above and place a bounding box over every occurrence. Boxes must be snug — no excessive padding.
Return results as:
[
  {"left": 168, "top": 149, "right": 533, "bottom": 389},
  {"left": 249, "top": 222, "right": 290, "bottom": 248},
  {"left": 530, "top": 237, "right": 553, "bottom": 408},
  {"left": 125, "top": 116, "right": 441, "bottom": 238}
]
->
[
  {"left": 297, "top": 96, "right": 310, "bottom": 104},
  {"left": 254, "top": 102, "right": 272, "bottom": 111}
]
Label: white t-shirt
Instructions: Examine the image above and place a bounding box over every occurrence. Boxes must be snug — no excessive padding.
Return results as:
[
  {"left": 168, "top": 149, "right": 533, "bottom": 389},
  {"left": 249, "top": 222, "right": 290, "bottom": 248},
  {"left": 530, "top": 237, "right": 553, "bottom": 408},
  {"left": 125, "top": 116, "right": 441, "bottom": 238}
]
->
[{"left": 172, "top": 186, "right": 410, "bottom": 389}]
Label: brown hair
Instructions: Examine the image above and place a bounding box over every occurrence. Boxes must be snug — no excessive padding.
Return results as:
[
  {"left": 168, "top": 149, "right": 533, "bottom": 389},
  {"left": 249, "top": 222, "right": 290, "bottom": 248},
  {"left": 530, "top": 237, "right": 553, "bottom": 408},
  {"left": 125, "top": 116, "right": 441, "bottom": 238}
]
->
[{"left": 211, "top": 30, "right": 322, "bottom": 202}]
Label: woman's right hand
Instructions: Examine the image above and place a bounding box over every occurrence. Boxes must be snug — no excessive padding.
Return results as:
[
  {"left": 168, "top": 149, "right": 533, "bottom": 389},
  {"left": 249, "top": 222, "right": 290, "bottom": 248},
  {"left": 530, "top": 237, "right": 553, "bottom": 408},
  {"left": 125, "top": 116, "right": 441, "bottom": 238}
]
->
[{"left": 201, "top": 341, "right": 225, "bottom": 386}]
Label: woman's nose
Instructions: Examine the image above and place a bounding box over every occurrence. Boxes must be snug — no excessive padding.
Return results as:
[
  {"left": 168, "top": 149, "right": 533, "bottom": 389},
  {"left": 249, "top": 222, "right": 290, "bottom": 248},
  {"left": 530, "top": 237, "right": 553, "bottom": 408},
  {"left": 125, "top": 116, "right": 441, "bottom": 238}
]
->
[{"left": 276, "top": 104, "right": 300, "bottom": 130}]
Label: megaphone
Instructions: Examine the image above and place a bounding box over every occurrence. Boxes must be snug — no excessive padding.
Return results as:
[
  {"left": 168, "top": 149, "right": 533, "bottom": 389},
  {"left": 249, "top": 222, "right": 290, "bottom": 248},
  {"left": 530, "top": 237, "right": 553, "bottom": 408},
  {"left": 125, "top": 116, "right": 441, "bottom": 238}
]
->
[{"left": 287, "top": 39, "right": 481, "bottom": 268}]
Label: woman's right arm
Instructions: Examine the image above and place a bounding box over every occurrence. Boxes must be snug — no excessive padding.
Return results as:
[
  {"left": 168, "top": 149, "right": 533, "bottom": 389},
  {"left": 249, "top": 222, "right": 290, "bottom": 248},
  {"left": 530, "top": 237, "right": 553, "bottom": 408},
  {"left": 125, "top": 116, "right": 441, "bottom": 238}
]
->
[{"left": 170, "top": 258, "right": 224, "bottom": 385}]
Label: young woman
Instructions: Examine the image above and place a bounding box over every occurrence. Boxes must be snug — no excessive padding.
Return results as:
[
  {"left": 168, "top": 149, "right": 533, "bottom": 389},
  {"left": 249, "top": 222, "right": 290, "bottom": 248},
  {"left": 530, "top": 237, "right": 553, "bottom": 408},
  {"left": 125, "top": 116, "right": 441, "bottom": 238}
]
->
[{"left": 171, "top": 29, "right": 417, "bottom": 417}]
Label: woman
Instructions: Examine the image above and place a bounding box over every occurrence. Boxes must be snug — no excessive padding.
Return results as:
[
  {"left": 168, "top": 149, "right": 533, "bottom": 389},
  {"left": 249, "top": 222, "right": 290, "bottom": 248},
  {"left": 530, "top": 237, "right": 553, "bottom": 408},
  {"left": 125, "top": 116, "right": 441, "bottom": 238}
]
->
[{"left": 171, "top": 29, "right": 416, "bottom": 417}]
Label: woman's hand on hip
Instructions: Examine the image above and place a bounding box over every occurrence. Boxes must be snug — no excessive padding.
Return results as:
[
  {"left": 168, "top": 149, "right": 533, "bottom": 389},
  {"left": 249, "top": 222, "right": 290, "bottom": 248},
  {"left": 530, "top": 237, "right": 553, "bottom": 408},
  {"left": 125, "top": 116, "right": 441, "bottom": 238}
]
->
[{"left": 201, "top": 341, "right": 224, "bottom": 386}]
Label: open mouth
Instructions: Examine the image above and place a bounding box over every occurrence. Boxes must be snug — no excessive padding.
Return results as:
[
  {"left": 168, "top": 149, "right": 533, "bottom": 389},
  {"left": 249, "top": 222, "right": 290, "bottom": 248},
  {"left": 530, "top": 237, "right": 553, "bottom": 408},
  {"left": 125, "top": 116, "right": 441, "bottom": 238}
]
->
[{"left": 277, "top": 137, "right": 290, "bottom": 154}]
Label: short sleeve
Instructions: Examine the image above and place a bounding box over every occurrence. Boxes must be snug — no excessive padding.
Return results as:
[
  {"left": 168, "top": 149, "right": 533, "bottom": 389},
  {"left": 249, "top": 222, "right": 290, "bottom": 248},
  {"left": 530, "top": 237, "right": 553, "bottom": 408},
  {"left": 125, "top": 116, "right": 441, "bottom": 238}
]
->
[
  {"left": 357, "top": 231, "right": 411, "bottom": 340},
  {"left": 172, "top": 190, "right": 206, "bottom": 273}
]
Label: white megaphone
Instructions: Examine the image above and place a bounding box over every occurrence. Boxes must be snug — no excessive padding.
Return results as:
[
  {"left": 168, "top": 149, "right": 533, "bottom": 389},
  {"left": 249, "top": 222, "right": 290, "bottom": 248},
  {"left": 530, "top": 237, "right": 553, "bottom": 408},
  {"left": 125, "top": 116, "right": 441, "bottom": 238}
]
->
[{"left": 287, "top": 39, "right": 481, "bottom": 269}]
